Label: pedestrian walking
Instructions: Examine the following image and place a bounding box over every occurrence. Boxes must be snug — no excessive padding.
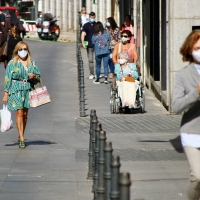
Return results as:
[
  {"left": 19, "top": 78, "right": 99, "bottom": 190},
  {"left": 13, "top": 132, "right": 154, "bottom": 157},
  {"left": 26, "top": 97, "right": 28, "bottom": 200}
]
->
[
  {"left": 112, "top": 30, "right": 138, "bottom": 65},
  {"left": 171, "top": 30, "right": 200, "bottom": 200},
  {"left": 80, "top": 7, "right": 89, "bottom": 28},
  {"left": 92, "top": 21, "right": 111, "bottom": 84},
  {"left": 81, "top": 11, "right": 96, "bottom": 79},
  {"left": 1, "top": 25, "right": 22, "bottom": 69},
  {"left": 105, "top": 17, "right": 121, "bottom": 79},
  {"left": 120, "top": 15, "right": 134, "bottom": 44},
  {"left": 2, "top": 41, "right": 41, "bottom": 148}
]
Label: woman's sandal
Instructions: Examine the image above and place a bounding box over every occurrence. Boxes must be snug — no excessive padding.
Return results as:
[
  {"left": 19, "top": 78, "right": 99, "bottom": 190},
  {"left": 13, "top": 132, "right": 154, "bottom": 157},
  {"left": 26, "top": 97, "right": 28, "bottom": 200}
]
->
[{"left": 19, "top": 141, "right": 26, "bottom": 148}]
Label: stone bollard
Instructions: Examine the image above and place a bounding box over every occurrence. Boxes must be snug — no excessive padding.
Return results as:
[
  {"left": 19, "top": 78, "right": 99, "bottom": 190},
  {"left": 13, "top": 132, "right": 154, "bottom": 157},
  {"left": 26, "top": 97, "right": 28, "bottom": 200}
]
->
[
  {"left": 80, "top": 60, "right": 86, "bottom": 117},
  {"left": 110, "top": 155, "right": 121, "bottom": 200},
  {"left": 119, "top": 172, "right": 131, "bottom": 200},
  {"left": 87, "top": 110, "right": 96, "bottom": 180},
  {"left": 104, "top": 142, "right": 113, "bottom": 200},
  {"left": 97, "top": 130, "right": 107, "bottom": 200},
  {"left": 93, "top": 123, "right": 101, "bottom": 200}
]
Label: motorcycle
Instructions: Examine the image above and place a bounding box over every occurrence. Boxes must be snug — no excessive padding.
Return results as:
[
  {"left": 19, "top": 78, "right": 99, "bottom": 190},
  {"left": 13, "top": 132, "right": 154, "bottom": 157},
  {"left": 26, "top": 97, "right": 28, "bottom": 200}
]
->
[{"left": 36, "top": 16, "right": 60, "bottom": 41}]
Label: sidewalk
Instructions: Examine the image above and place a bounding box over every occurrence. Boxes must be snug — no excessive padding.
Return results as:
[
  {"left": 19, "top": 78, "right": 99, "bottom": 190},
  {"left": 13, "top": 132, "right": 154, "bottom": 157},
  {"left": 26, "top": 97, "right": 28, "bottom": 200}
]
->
[{"left": 0, "top": 39, "right": 186, "bottom": 200}]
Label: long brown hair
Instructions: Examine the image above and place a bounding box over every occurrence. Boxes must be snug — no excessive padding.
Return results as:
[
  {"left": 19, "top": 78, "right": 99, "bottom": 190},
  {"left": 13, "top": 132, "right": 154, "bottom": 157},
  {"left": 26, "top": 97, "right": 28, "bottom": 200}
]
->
[
  {"left": 13, "top": 41, "right": 31, "bottom": 66},
  {"left": 9, "top": 25, "right": 19, "bottom": 38},
  {"left": 180, "top": 31, "right": 200, "bottom": 62}
]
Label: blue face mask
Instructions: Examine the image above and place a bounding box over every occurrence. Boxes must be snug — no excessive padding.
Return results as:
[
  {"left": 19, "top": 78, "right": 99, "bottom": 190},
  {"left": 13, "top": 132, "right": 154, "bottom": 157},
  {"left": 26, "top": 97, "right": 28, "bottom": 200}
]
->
[
  {"left": 106, "top": 22, "right": 110, "bottom": 27},
  {"left": 89, "top": 18, "right": 95, "bottom": 23}
]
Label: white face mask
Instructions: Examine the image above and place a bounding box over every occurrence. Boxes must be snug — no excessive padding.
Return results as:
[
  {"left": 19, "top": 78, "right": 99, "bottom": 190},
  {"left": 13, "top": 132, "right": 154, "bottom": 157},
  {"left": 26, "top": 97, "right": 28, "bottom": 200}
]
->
[
  {"left": 121, "top": 37, "right": 129, "bottom": 43},
  {"left": 192, "top": 49, "right": 200, "bottom": 63},
  {"left": 119, "top": 59, "right": 127, "bottom": 65},
  {"left": 18, "top": 50, "right": 28, "bottom": 58}
]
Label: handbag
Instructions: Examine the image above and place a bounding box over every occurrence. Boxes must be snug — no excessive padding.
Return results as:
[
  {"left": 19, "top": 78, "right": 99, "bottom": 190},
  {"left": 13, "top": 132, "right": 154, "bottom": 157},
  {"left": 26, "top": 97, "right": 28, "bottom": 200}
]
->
[
  {"left": 125, "top": 75, "right": 135, "bottom": 82},
  {"left": 0, "top": 104, "right": 13, "bottom": 132},
  {"left": 0, "top": 34, "right": 9, "bottom": 59},
  {"left": 29, "top": 79, "right": 51, "bottom": 107}
]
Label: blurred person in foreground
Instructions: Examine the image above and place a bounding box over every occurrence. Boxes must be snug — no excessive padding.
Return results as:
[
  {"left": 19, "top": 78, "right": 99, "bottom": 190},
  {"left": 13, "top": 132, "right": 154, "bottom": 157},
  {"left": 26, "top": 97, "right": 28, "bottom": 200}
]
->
[{"left": 172, "top": 30, "right": 200, "bottom": 200}]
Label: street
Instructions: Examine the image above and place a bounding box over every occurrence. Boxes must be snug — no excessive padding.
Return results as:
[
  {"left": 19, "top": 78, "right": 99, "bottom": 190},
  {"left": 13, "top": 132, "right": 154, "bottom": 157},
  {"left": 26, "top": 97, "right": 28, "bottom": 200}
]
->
[{"left": 0, "top": 39, "right": 188, "bottom": 200}]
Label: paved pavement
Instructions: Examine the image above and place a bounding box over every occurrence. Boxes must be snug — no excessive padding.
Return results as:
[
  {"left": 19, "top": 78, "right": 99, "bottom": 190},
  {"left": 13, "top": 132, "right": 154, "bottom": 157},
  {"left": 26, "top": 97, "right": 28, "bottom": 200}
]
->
[{"left": 0, "top": 38, "right": 188, "bottom": 200}]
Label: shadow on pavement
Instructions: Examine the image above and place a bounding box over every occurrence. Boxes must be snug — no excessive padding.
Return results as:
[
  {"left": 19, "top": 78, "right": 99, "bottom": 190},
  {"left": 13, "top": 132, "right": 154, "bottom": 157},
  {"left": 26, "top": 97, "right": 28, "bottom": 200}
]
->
[
  {"left": 169, "top": 135, "right": 183, "bottom": 153},
  {"left": 5, "top": 140, "right": 56, "bottom": 147}
]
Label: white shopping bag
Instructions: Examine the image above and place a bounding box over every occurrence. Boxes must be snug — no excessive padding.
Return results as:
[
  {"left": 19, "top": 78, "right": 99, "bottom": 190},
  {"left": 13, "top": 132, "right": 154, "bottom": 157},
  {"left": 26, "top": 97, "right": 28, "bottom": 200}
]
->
[{"left": 0, "top": 104, "right": 13, "bottom": 132}]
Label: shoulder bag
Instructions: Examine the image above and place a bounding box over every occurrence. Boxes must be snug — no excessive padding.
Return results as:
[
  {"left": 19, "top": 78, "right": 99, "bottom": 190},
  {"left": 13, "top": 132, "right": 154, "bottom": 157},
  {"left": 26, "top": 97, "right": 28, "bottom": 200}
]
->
[{"left": 29, "top": 79, "right": 51, "bottom": 107}]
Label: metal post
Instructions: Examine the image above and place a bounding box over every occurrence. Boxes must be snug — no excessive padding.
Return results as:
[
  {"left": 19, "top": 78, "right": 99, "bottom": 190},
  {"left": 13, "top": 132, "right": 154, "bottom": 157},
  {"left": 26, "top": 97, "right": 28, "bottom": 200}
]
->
[
  {"left": 104, "top": 142, "right": 113, "bottom": 200},
  {"left": 97, "top": 130, "right": 107, "bottom": 200},
  {"left": 87, "top": 110, "right": 96, "bottom": 180},
  {"left": 80, "top": 60, "right": 86, "bottom": 117},
  {"left": 92, "top": 116, "right": 98, "bottom": 176},
  {"left": 119, "top": 173, "right": 131, "bottom": 200},
  {"left": 93, "top": 123, "right": 101, "bottom": 200},
  {"left": 110, "top": 155, "right": 121, "bottom": 200}
]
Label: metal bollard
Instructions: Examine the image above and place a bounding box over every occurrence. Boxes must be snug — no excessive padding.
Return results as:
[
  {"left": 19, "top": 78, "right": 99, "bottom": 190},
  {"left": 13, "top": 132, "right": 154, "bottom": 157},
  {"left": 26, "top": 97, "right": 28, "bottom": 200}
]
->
[
  {"left": 80, "top": 60, "right": 86, "bottom": 117},
  {"left": 93, "top": 123, "right": 101, "bottom": 200},
  {"left": 92, "top": 116, "right": 98, "bottom": 175},
  {"left": 97, "top": 130, "right": 107, "bottom": 200},
  {"left": 104, "top": 142, "right": 113, "bottom": 200},
  {"left": 110, "top": 155, "right": 121, "bottom": 200},
  {"left": 87, "top": 110, "right": 96, "bottom": 180},
  {"left": 119, "top": 172, "right": 131, "bottom": 200}
]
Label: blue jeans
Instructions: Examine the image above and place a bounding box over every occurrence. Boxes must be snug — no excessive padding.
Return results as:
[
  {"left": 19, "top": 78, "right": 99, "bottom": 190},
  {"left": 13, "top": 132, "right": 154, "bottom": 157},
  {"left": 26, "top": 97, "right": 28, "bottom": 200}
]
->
[
  {"left": 95, "top": 53, "right": 110, "bottom": 78},
  {"left": 109, "top": 49, "right": 114, "bottom": 73}
]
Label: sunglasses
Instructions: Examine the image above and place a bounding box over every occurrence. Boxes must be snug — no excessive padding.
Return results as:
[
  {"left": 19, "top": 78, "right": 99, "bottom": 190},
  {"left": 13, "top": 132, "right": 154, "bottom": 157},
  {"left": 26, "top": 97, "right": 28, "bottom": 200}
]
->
[
  {"left": 18, "top": 48, "right": 28, "bottom": 51},
  {"left": 122, "top": 35, "right": 128, "bottom": 38}
]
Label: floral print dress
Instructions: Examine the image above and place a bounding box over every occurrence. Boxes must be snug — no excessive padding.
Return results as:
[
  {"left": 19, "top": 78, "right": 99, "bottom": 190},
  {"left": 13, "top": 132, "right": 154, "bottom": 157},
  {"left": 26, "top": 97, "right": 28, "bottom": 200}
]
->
[{"left": 4, "top": 59, "right": 41, "bottom": 110}]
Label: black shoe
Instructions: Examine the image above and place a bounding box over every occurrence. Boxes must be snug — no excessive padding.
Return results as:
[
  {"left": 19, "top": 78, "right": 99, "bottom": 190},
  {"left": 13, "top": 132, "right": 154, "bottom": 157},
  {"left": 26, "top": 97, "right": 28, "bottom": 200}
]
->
[{"left": 93, "top": 79, "right": 100, "bottom": 84}]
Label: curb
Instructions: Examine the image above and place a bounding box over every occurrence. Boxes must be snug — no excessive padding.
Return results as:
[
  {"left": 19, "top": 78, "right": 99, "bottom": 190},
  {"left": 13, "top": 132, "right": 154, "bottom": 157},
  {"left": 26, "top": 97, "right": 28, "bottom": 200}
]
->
[{"left": 58, "top": 37, "right": 76, "bottom": 42}]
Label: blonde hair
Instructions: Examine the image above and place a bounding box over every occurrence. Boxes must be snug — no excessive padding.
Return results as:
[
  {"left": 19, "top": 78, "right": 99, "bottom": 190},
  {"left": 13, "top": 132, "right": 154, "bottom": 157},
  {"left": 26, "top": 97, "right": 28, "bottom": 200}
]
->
[
  {"left": 13, "top": 41, "right": 31, "bottom": 66},
  {"left": 9, "top": 25, "right": 18, "bottom": 38}
]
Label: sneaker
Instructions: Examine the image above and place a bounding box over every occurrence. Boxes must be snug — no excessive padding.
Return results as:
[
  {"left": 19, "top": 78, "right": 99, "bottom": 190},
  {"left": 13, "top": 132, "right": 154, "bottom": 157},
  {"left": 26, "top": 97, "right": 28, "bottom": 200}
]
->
[
  {"left": 93, "top": 79, "right": 100, "bottom": 84},
  {"left": 89, "top": 74, "right": 94, "bottom": 79},
  {"left": 104, "top": 80, "right": 109, "bottom": 84}
]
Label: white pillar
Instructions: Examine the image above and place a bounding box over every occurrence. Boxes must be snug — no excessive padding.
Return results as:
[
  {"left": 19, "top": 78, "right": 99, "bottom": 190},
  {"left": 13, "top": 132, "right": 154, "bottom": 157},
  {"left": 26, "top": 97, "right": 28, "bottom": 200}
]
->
[
  {"left": 62, "top": 0, "right": 67, "bottom": 31},
  {"left": 56, "top": 0, "right": 61, "bottom": 28},
  {"left": 68, "top": 1, "right": 72, "bottom": 30},
  {"left": 106, "top": 0, "right": 111, "bottom": 18},
  {"left": 44, "top": 0, "right": 49, "bottom": 13}
]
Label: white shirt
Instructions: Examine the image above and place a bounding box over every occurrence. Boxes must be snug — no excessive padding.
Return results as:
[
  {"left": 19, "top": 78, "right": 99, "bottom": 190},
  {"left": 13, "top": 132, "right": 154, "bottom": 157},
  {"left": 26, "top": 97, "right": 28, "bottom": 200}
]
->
[
  {"left": 181, "top": 64, "right": 200, "bottom": 147},
  {"left": 81, "top": 14, "right": 89, "bottom": 26}
]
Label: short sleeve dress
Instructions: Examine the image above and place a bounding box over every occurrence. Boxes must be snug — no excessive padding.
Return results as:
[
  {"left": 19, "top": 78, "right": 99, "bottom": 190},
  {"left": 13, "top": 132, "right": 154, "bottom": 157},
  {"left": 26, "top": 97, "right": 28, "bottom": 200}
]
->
[{"left": 4, "top": 59, "right": 41, "bottom": 110}]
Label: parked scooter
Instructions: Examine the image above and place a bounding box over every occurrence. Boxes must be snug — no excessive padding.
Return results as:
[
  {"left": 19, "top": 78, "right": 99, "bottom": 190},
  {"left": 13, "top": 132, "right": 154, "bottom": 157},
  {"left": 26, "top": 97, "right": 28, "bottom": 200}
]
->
[{"left": 36, "top": 15, "right": 60, "bottom": 41}]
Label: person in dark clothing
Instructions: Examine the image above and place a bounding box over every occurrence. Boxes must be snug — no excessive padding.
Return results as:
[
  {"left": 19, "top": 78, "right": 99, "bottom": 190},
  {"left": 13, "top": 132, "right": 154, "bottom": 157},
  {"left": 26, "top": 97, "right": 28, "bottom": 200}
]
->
[
  {"left": 1, "top": 25, "right": 22, "bottom": 68},
  {"left": 0, "top": 9, "right": 6, "bottom": 36}
]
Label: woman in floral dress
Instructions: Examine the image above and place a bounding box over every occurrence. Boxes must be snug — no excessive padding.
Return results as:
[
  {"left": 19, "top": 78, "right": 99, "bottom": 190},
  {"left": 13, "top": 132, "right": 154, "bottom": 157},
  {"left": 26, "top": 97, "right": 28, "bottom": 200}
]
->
[{"left": 2, "top": 41, "right": 41, "bottom": 148}]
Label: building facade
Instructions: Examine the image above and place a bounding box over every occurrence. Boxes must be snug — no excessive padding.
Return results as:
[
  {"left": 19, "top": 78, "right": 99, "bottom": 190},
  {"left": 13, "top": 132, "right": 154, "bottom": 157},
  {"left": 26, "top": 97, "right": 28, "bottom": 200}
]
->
[{"left": 38, "top": 0, "right": 200, "bottom": 113}]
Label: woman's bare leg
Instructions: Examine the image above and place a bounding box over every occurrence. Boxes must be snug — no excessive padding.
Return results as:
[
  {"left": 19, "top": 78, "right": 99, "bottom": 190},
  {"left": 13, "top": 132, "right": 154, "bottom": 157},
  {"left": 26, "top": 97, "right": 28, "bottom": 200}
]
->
[
  {"left": 23, "top": 108, "right": 28, "bottom": 136},
  {"left": 16, "top": 109, "right": 24, "bottom": 141}
]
